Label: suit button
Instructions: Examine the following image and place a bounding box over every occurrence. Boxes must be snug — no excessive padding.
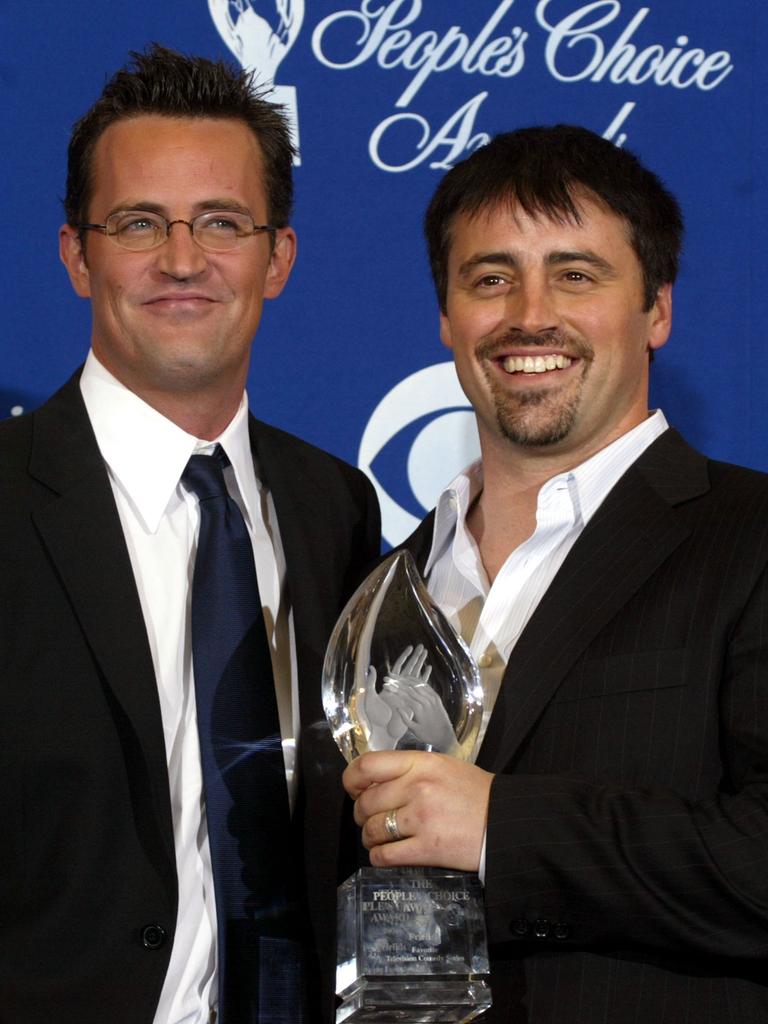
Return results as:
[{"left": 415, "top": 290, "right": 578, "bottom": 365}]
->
[
  {"left": 141, "top": 923, "right": 167, "bottom": 950},
  {"left": 511, "top": 918, "right": 529, "bottom": 936},
  {"left": 554, "top": 922, "right": 571, "bottom": 940},
  {"left": 533, "top": 919, "right": 551, "bottom": 939}
]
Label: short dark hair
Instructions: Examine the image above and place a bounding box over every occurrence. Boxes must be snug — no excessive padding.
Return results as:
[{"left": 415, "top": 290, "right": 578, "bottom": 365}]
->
[
  {"left": 424, "top": 124, "right": 683, "bottom": 312},
  {"left": 64, "top": 44, "right": 294, "bottom": 228}
]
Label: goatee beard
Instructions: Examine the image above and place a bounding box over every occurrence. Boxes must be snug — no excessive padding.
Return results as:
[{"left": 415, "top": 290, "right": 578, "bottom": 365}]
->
[{"left": 478, "top": 329, "right": 594, "bottom": 448}]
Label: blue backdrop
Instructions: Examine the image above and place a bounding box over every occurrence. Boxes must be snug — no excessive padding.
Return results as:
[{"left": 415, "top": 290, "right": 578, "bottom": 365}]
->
[{"left": 2, "top": 1, "right": 765, "bottom": 545}]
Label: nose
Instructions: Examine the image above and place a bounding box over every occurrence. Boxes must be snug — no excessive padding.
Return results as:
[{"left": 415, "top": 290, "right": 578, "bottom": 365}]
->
[
  {"left": 154, "top": 220, "right": 208, "bottom": 279},
  {"left": 507, "top": 278, "right": 558, "bottom": 336}
]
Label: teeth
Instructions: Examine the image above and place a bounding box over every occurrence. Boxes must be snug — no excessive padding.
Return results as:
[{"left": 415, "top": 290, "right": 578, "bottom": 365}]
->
[{"left": 501, "top": 354, "right": 573, "bottom": 374}]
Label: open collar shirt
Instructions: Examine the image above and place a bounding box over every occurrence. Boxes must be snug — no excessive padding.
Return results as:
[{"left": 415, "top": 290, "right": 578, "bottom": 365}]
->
[{"left": 423, "top": 411, "right": 669, "bottom": 756}]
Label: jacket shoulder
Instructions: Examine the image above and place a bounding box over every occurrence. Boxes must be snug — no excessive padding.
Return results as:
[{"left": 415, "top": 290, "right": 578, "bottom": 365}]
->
[
  {"left": 0, "top": 409, "right": 35, "bottom": 487},
  {"left": 249, "top": 415, "right": 376, "bottom": 498}
]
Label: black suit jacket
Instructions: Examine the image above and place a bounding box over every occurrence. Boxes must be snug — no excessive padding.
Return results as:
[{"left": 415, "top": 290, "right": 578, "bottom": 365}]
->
[
  {"left": 0, "top": 372, "right": 380, "bottom": 1024},
  {"left": 403, "top": 429, "right": 768, "bottom": 1023}
]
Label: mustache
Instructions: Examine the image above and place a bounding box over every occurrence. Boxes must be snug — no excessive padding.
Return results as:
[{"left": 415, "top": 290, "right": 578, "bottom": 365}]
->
[{"left": 476, "top": 329, "right": 594, "bottom": 363}]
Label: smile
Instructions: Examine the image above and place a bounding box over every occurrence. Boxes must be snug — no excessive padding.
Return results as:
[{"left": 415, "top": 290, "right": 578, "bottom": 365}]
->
[
  {"left": 145, "top": 296, "right": 214, "bottom": 306},
  {"left": 141, "top": 296, "right": 219, "bottom": 318},
  {"left": 501, "top": 354, "right": 573, "bottom": 374}
]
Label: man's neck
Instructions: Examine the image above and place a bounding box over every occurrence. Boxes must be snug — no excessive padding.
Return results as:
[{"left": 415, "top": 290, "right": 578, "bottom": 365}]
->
[
  {"left": 466, "top": 468, "right": 544, "bottom": 584},
  {"left": 133, "top": 386, "right": 242, "bottom": 441},
  {"left": 88, "top": 349, "right": 247, "bottom": 441},
  {"left": 467, "top": 422, "right": 647, "bottom": 583}
]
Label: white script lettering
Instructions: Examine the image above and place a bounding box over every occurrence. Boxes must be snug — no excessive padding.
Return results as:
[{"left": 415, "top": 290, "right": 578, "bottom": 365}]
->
[
  {"left": 312, "top": 0, "right": 528, "bottom": 107},
  {"left": 536, "top": 0, "right": 733, "bottom": 90},
  {"left": 369, "top": 91, "right": 490, "bottom": 172},
  {"left": 602, "top": 101, "right": 635, "bottom": 146}
]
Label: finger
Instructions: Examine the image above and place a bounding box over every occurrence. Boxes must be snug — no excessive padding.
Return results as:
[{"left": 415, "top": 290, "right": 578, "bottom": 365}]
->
[
  {"left": 380, "top": 689, "right": 421, "bottom": 722},
  {"left": 351, "top": 759, "right": 418, "bottom": 825},
  {"left": 381, "top": 683, "right": 416, "bottom": 704},
  {"left": 378, "top": 686, "right": 400, "bottom": 709},
  {"left": 401, "top": 650, "right": 420, "bottom": 675},
  {"left": 353, "top": 780, "right": 403, "bottom": 827},
  {"left": 343, "top": 749, "right": 417, "bottom": 799},
  {"left": 414, "top": 646, "right": 429, "bottom": 675},
  {"left": 393, "top": 706, "right": 414, "bottom": 729},
  {"left": 361, "top": 807, "right": 410, "bottom": 850},
  {"left": 406, "top": 687, "right": 434, "bottom": 714},
  {"left": 405, "top": 643, "right": 429, "bottom": 675},
  {"left": 391, "top": 645, "right": 413, "bottom": 675},
  {"left": 368, "top": 836, "right": 424, "bottom": 868}
]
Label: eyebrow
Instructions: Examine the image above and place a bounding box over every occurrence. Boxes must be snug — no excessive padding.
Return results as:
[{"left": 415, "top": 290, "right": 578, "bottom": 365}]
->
[
  {"left": 548, "top": 250, "right": 616, "bottom": 276},
  {"left": 106, "top": 198, "right": 253, "bottom": 218},
  {"left": 457, "top": 249, "right": 617, "bottom": 278}
]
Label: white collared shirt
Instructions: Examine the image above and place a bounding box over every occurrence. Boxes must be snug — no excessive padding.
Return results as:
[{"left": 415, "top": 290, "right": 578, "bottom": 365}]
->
[
  {"left": 80, "top": 350, "right": 298, "bottom": 1024},
  {"left": 424, "top": 411, "right": 669, "bottom": 755}
]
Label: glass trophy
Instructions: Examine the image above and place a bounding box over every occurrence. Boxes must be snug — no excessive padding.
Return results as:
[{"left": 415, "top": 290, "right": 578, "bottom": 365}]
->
[{"left": 322, "top": 550, "right": 492, "bottom": 1023}]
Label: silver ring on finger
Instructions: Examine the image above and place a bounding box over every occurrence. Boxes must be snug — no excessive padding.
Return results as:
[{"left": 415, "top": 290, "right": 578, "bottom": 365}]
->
[{"left": 384, "top": 808, "right": 401, "bottom": 842}]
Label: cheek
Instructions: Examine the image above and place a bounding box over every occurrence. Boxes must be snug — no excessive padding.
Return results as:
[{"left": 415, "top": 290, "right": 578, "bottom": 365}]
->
[
  {"left": 560, "top": 302, "right": 605, "bottom": 335},
  {"left": 228, "top": 261, "right": 268, "bottom": 307},
  {"left": 90, "top": 260, "right": 145, "bottom": 305},
  {"left": 96, "top": 278, "right": 130, "bottom": 315},
  {"left": 445, "top": 302, "right": 504, "bottom": 347},
  {"left": 567, "top": 306, "right": 639, "bottom": 354}
]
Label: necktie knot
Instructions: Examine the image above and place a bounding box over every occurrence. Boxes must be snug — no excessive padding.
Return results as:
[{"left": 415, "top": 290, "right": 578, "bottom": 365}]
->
[{"left": 182, "top": 444, "right": 229, "bottom": 502}]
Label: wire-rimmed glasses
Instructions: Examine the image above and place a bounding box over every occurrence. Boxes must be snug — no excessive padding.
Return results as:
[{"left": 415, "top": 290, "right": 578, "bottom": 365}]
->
[{"left": 78, "top": 209, "right": 276, "bottom": 253}]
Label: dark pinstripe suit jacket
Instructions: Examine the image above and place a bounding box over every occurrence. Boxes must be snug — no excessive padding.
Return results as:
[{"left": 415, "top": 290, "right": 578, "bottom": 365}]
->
[{"left": 404, "top": 428, "right": 768, "bottom": 1024}]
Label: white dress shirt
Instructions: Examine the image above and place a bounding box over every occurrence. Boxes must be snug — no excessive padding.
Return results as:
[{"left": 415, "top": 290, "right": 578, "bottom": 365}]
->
[
  {"left": 80, "top": 350, "right": 298, "bottom": 1024},
  {"left": 424, "top": 411, "right": 669, "bottom": 754}
]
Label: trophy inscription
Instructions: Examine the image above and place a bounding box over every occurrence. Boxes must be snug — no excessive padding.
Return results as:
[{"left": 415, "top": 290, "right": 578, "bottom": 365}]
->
[{"left": 323, "top": 550, "right": 491, "bottom": 1023}]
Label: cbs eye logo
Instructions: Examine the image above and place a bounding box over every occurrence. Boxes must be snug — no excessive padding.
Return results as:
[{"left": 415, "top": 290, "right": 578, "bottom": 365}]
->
[{"left": 358, "top": 362, "right": 479, "bottom": 548}]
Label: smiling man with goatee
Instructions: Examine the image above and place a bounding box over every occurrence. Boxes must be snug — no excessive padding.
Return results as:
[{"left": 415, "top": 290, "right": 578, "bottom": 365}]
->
[{"left": 344, "top": 125, "right": 768, "bottom": 1023}]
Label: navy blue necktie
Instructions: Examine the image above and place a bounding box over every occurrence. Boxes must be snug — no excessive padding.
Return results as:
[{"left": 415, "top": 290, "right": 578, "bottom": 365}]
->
[{"left": 182, "top": 446, "right": 305, "bottom": 1023}]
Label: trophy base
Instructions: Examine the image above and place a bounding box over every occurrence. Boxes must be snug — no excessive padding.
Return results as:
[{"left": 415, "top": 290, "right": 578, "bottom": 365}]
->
[
  {"left": 336, "top": 867, "right": 491, "bottom": 1024},
  {"left": 337, "top": 977, "right": 492, "bottom": 1022}
]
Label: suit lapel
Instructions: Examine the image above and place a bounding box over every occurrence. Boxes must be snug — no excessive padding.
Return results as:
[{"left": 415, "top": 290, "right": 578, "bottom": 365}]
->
[
  {"left": 29, "top": 375, "right": 175, "bottom": 866},
  {"left": 406, "top": 430, "right": 711, "bottom": 773},
  {"left": 405, "top": 510, "right": 436, "bottom": 570},
  {"left": 248, "top": 418, "right": 334, "bottom": 732},
  {"left": 479, "top": 430, "right": 710, "bottom": 771}
]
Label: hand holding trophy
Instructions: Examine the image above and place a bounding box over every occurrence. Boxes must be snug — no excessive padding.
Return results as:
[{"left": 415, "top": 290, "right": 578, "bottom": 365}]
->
[{"left": 323, "top": 550, "right": 492, "bottom": 1022}]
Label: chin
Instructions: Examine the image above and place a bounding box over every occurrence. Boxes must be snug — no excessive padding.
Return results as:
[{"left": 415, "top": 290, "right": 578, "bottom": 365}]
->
[{"left": 495, "top": 396, "right": 581, "bottom": 448}]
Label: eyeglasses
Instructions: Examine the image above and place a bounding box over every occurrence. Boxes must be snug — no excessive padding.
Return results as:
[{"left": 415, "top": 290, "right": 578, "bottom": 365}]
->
[{"left": 78, "top": 209, "right": 276, "bottom": 253}]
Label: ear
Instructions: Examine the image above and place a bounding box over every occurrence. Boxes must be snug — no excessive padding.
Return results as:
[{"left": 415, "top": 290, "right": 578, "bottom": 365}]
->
[
  {"left": 439, "top": 309, "right": 454, "bottom": 351},
  {"left": 263, "top": 227, "right": 297, "bottom": 299},
  {"left": 59, "top": 225, "right": 91, "bottom": 298},
  {"left": 647, "top": 283, "right": 672, "bottom": 353}
]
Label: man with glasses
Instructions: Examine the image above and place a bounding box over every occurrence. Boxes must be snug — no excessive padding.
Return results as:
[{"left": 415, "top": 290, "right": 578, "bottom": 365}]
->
[{"left": 0, "top": 45, "right": 379, "bottom": 1024}]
